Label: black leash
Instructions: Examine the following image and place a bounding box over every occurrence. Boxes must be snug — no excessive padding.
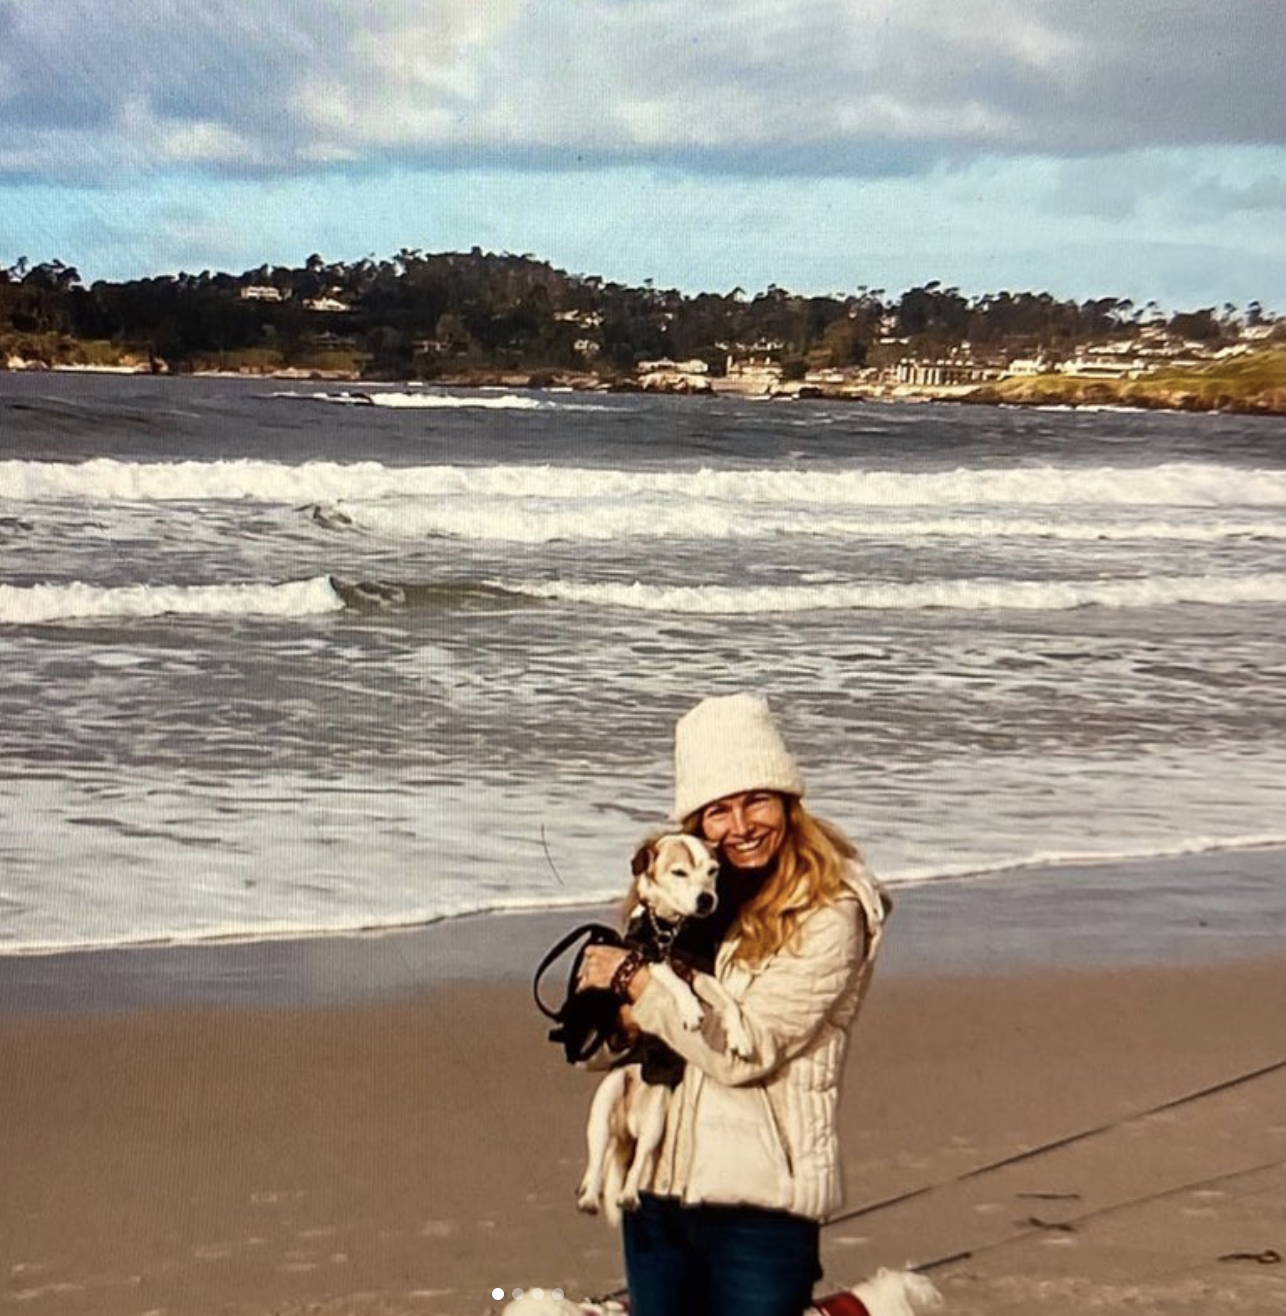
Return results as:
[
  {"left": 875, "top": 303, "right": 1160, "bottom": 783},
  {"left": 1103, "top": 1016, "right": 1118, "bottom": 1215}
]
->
[
  {"left": 532, "top": 920, "right": 626, "bottom": 1064},
  {"left": 531, "top": 920, "right": 623, "bottom": 1019},
  {"left": 827, "top": 1053, "right": 1286, "bottom": 1233},
  {"left": 912, "top": 1155, "right": 1286, "bottom": 1274}
]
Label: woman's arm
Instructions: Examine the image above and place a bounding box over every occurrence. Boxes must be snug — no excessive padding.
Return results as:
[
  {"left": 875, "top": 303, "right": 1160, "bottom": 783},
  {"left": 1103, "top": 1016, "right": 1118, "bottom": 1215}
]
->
[{"left": 627, "top": 897, "right": 866, "bottom": 1086}]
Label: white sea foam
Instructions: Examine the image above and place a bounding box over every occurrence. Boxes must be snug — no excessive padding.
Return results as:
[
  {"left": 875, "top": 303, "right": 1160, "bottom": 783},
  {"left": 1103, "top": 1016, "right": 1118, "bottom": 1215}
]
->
[
  {"left": 5, "top": 458, "right": 1286, "bottom": 509},
  {"left": 272, "top": 388, "right": 615, "bottom": 412},
  {"left": 292, "top": 388, "right": 549, "bottom": 410},
  {"left": 510, "top": 572, "right": 1286, "bottom": 614},
  {"left": 0, "top": 576, "right": 344, "bottom": 625},
  {"left": 2, "top": 733, "right": 1284, "bottom": 955},
  {"left": 890, "top": 833, "right": 1286, "bottom": 886},
  {"left": 335, "top": 499, "right": 1286, "bottom": 545}
]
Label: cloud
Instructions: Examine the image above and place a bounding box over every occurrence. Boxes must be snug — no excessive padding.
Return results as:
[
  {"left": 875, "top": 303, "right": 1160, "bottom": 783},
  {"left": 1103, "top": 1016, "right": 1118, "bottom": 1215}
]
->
[{"left": 2, "top": 0, "right": 1284, "bottom": 183}]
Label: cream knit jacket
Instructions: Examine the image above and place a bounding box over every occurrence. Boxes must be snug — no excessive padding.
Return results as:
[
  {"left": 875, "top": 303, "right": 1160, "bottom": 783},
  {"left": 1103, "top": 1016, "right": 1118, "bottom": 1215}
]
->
[{"left": 628, "top": 865, "right": 889, "bottom": 1220}]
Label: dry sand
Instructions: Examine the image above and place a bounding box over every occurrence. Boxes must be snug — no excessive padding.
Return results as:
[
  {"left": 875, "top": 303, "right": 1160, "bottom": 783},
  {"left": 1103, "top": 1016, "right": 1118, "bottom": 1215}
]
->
[{"left": 3, "top": 921, "right": 1285, "bottom": 1315}]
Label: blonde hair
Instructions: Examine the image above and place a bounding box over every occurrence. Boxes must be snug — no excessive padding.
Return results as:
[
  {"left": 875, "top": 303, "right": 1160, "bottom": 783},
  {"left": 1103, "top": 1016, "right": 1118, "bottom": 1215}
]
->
[{"left": 687, "top": 796, "right": 860, "bottom": 965}]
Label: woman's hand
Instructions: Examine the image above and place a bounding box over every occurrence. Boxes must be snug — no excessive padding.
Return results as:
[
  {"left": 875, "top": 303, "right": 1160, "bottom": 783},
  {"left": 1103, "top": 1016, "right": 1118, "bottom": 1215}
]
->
[
  {"left": 618, "top": 1003, "right": 639, "bottom": 1040},
  {"left": 578, "top": 945, "right": 652, "bottom": 1002}
]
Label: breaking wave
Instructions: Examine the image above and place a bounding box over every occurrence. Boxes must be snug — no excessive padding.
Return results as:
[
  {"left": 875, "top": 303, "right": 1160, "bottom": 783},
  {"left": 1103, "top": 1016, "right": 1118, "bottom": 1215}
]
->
[
  {"left": 5, "top": 458, "right": 1286, "bottom": 510},
  {"left": 509, "top": 572, "right": 1286, "bottom": 615},
  {"left": 0, "top": 576, "right": 344, "bottom": 625},
  {"left": 314, "top": 501, "right": 1286, "bottom": 545},
  {"left": 7, "top": 568, "right": 1284, "bottom": 626},
  {"left": 272, "top": 388, "right": 553, "bottom": 410}
]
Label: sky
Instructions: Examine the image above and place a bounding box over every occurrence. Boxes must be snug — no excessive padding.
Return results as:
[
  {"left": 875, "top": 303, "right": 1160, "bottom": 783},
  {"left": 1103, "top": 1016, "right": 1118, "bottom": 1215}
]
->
[{"left": 2, "top": 0, "right": 1284, "bottom": 313}]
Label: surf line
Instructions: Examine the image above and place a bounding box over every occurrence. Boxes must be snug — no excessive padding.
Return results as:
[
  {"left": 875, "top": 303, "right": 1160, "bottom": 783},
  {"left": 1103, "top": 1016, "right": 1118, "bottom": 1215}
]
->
[{"left": 825, "top": 1053, "right": 1286, "bottom": 1266}]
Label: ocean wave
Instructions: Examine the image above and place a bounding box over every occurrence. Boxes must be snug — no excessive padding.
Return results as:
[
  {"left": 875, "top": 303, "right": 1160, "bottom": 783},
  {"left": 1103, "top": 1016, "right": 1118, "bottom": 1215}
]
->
[
  {"left": 5, "top": 457, "right": 1286, "bottom": 509},
  {"left": 11, "top": 568, "right": 1280, "bottom": 625},
  {"left": 508, "top": 572, "right": 1286, "bottom": 615},
  {"left": 317, "top": 499, "right": 1286, "bottom": 545},
  {"left": 0, "top": 887, "right": 623, "bottom": 958},
  {"left": 271, "top": 388, "right": 613, "bottom": 412},
  {"left": 890, "top": 833, "right": 1286, "bottom": 885},
  {"left": 0, "top": 576, "right": 344, "bottom": 625},
  {"left": 328, "top": 576, "right": 521, "bottom": 611},
  {"left": 273, "top": 388, "right": 548, "bottom": 410}
]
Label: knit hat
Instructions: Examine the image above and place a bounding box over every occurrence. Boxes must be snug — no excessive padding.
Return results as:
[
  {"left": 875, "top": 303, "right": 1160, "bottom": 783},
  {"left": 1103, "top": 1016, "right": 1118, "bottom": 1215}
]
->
[{"left": 673, "top": 692, "right": 805, "bottom": 821}]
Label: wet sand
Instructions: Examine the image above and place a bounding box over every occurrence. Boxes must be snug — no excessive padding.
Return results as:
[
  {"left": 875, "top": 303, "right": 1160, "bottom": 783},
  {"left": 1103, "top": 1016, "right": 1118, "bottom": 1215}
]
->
[{"left": 3, "top": 857, "right": 1286, "bottom": 1315}]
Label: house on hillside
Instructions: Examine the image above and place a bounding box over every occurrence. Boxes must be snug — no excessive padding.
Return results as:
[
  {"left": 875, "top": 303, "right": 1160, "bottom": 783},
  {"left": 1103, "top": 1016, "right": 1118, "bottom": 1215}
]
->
[
  {"left": 891, "top": 358, "right": 998, "bottom": 387},
  {"left": 636, "top": 357, "right": 711, "bottom": 392},
  {"left": 722, "top": 352, "right": 784, "bottom": 392}
]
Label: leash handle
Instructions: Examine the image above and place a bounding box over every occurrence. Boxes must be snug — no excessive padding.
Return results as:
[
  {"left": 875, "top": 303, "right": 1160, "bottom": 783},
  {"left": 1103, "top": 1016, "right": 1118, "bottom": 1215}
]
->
[{"left": 531, "top": 921, "right": 622, "bottom": 1019}]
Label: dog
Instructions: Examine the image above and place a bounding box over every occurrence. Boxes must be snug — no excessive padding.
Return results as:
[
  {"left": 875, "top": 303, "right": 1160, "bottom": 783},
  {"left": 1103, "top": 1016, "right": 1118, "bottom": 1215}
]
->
[
  {"left": 813, "top": 1269, "right": 944, "bottom": 1316},
  {"left": 577, "top": 832, "right": 752, "bottom": 1225}
]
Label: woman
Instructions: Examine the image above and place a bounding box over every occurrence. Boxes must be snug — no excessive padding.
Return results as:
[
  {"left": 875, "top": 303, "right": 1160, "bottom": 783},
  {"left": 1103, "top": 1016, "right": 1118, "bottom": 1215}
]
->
[{"left": 578, "top": 692, "right": 890, "bottom": 1316}]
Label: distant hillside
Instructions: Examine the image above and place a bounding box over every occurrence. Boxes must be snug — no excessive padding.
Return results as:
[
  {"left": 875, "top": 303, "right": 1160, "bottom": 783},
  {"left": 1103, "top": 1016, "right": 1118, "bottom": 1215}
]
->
[
  {"left": 3, "top": 249, "right": 1281, "bottom": 398},
  {"left": 970, "top": 348, "right": 1286, "bottom": 415}
]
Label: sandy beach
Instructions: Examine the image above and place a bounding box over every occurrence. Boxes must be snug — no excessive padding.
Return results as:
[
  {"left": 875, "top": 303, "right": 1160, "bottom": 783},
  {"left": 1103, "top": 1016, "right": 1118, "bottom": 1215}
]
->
[{"left": 4, "top": 862, "right": 1286, "bottom": 1316}]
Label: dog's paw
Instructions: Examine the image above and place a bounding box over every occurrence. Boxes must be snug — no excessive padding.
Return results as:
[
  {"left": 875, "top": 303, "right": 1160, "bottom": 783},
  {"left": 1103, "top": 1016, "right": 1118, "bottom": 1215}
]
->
[
  {"left": 676, "top": 997, "right": 705, "bottom": 1031},
  {"left": 726, "top": 1017, "right": 754, "bottom": 1058},
  {"left": 576, "top": 1178, "right": 601, "bottom": 1214}
]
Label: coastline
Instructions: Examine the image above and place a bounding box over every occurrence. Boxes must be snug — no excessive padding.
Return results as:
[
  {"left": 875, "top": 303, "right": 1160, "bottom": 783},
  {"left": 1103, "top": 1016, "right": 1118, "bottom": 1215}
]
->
[
  {"left": 2, "top": 843, "right": 1283, "bottom": 1015},
  {"left": 6, "top": 357, "right": 1286, "bottom": 415}
]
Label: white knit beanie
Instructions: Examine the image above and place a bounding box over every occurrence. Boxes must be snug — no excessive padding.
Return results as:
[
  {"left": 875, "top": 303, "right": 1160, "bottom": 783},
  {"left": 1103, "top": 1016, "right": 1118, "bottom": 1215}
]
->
[{"left": 673, "top": 692, "right": 804, "bottom": 821}]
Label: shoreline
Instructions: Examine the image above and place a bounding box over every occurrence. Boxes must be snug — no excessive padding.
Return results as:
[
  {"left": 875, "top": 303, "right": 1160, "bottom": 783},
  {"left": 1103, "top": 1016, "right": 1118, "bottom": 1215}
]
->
[
  {"left": 6, "top": 358, "right": 1286, "bottom": 415},
  {"left": 3, "top": 844, "right": 1283, "bottom": 1016}
]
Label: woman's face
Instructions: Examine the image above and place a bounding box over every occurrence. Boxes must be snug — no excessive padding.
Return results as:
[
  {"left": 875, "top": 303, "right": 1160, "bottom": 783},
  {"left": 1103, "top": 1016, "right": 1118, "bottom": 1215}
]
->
[{"left": 698, "top": 790, "right": 789, "bottom": 871}]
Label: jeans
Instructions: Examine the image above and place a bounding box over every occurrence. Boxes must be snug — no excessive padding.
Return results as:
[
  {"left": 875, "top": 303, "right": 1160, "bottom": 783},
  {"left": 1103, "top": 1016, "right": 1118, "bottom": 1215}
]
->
[{"left": 623, "top": 1193, "right": 822, "bottom": 1316}]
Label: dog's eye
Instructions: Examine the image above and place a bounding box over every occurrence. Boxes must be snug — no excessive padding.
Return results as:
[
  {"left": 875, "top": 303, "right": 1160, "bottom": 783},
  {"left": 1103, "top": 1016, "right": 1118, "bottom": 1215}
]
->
[{"left": 671, "top": 868, "right": 689, "bottom": 879}]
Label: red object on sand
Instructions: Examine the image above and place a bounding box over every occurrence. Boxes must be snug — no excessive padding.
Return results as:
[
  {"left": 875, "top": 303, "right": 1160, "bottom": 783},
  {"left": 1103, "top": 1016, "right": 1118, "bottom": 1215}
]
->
[{"left": 810, "top": 1293, "right": 871, "bottom": 1316}]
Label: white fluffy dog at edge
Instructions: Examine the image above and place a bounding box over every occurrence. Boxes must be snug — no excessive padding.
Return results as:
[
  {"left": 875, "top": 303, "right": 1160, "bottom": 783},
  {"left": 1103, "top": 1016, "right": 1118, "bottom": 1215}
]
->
[
  {"left": 499, "top": 1268, "right": 943, "bottom": 1314},
  {"left": 576, "top": 833, "right": 753, "bottom": 1227}
]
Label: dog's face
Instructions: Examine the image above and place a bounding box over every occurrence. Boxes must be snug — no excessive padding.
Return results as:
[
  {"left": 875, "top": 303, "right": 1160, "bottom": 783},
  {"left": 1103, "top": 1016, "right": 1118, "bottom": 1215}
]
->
[{"left": 630, "top": 833, "right": 720, "bottom": 924}]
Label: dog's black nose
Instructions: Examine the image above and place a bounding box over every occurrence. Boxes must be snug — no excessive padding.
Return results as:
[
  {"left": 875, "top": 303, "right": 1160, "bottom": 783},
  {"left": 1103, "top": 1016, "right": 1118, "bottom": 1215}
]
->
[{"left": 696, "top": 892, "right": 716, "bottom": 916}]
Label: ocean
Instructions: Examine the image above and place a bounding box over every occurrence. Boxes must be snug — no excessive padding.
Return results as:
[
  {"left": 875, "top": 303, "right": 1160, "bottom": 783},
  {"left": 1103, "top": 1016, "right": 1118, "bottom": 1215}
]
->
[{"left": 2, "top": 371, "right": 1285, "bottom": 957}]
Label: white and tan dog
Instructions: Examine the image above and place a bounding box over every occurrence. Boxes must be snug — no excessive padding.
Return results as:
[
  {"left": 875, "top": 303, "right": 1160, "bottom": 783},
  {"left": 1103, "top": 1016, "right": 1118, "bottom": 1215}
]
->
[{"left": 577, "top": 833, "right": 752, "bottom": 1225}]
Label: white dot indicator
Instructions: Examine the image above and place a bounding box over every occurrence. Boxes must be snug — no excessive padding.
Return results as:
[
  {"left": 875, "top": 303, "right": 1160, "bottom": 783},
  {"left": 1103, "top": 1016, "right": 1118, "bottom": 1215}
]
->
[
  {"left": 532, "top": 1291, "right": 544, "bottom": 1301},
  {"left": 492, "top": 1289, "right": 505, "bottom": 1301},
  {"left": 553, "top": 1291, "right": 564, "bottom": 1300},
  {"left": 512, "top": 1290, "right": 524, "bottom": 1300}
]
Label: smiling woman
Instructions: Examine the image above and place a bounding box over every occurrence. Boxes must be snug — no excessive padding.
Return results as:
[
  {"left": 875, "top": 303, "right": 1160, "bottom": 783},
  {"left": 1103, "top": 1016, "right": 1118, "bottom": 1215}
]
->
[{"left": 576, "top": 693, "right": 892, "bottom": 1316}]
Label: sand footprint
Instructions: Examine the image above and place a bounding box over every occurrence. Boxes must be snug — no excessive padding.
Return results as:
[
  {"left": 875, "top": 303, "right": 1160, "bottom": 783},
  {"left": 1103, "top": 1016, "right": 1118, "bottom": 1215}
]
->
[
  {"left": 829, "top": 1235, "right": 869, "bottom": 1248},
  {"left": 278, "top": 1248, "right": 319, "bottom": 1274},
  {"left": 191, "top": 1243, "right": 237, "bottom": 1261}
]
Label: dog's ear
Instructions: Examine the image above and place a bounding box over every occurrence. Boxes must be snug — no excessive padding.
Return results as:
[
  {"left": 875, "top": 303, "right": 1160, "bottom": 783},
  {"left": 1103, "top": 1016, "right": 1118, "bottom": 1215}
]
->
[{"left": 631, "top": 841, "right": 655, "bottom": 877}]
